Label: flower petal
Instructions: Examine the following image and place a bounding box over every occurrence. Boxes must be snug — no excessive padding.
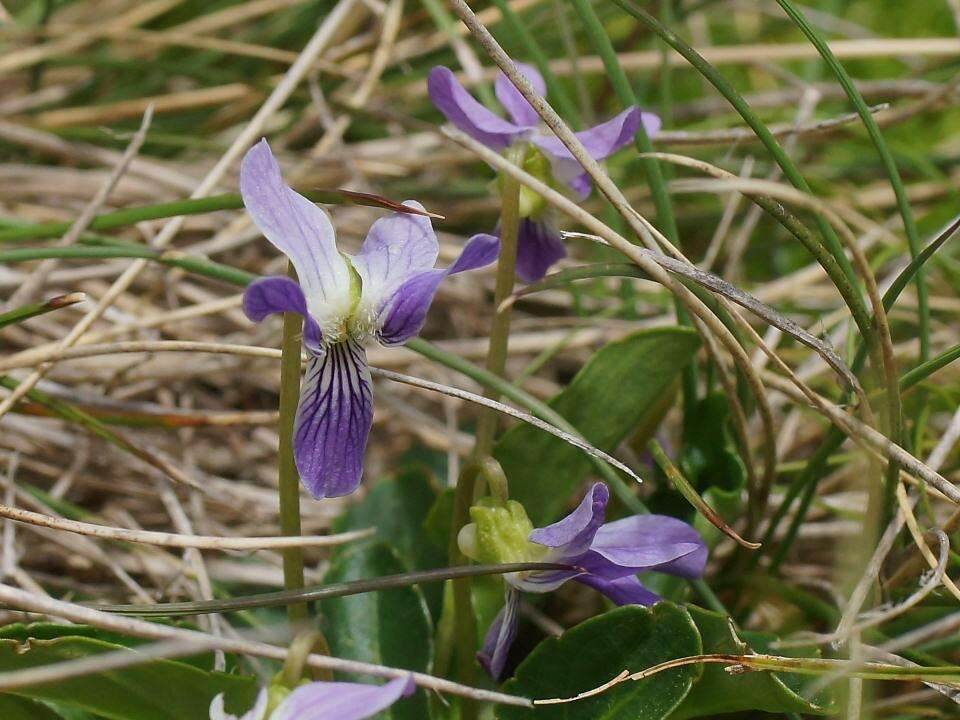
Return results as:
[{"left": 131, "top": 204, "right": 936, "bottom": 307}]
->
[
  {"left": 494, "top": 62, "right": 546, "bottom": 128},
  {"left": 514, "top": 219, "right": 566, "bottom": 283},
  {"left": 243, "top": 276, "right": 323, "bottom": 353},
  {"left": 209, "top": 689, "right": 268, "bottom": 720},
  {"left": 447, "top": 231, "right": 501, "bottom": 274},
  {"left": 477, "top": 587, "right": 521, "bottom": 680},
  {"left": 428, "top": 66, "right": 526, "bottom": 150},
  {"left": 529, "top": 482, "right": 609, "bottom": 556},
  {"left": 272, "top": 676, "right": 415, "bottom": 720},
  {"left": 294, "top": 340, "right": 373, "bottom": 498},
  {"left": 240, "top": 139, "right": 352, "bottom": 309},
  {"left": 351, "top": 201, "right": 440, "bottom": 312},
  {"left": 375, "top": 233, "right": 500, "bottom": 346},
  {"left": 507, "top": 566, "right": 580, "bottom": 595},
  {"left": 576, "top": 573, "right": 661, "bottom": 606},
  {"left": 588, "top": 514, "right": 707, "bottom": 577},
  {"left": 532, "top": 107, "right": 659, "bottom": 198}
]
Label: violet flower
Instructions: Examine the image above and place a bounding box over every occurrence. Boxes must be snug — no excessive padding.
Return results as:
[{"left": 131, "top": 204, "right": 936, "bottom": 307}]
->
[
  {"left": 458, "top": 482, "right": 706, "bottom": 680},
  {"left": 210, "top": 675, "right": 414, "bottom": 720},
  {"left": 241, "top": 140, "right": 499, "bottom": 498},
  {"left": 427, "top": 63, "right": 660, "bottom": 282}
]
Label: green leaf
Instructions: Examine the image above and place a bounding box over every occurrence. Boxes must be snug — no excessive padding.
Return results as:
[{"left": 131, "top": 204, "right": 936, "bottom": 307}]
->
[
  {"left": 0, "top": 695, "right": 65, "bottom": 720},
  {"left": 669, "top": 605, "right": 832, "bottom": 719},
  {"left": 494, "top": 328, "right": 701, "bottom": 524},
  {"left": 333, "top": 470, "right": 446, "bottom": 617},
  {"left": 319, "top": 542, "right": 433, "bottom": 720},
  {"left": 0, "top": 631, "right": 258, "bottom": 720},
  {"left": 679, "top": 393, "right": 747, "bottom": 523},
  {"left": 498, "top": 603, "right": 702, "bottom": 720}
]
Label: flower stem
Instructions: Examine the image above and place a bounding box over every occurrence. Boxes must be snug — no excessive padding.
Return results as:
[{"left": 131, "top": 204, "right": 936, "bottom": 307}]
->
[
  {"left": 277, "top": 263, "right": 309, "bottom": 629},
  {"left": 446, "top": 149, "right": 522, "bottom": 718},
  {"left": 473, "top": 150, "right": 522, "bottom": 457}
]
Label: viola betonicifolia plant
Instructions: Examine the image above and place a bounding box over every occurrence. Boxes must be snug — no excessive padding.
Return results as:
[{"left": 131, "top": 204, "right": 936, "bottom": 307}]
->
[
  {"left": 428, "top": 62, "right": 661, "bottom": 282},
  {"left": 459, "top": 482, "right": 707, "bottom": 679},
  {"left": 210, "top": 675, "right": 413, "bottom": 720},
  {"left": 240, "top": 139, "right": 499, "bottom": 498}
]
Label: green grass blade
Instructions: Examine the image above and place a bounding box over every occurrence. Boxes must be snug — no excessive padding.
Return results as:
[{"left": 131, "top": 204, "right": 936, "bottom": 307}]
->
[
  {"left": 773, "top": 0, "right": 930, "bottom": 361},
  {"left": 0, "top": 293, "right": 85, "bottom": 329}
]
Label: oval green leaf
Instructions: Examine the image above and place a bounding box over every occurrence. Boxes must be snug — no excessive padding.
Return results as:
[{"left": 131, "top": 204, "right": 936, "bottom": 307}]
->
[{"left": 498, "top": 603, "right": 702, "bottom": 720}]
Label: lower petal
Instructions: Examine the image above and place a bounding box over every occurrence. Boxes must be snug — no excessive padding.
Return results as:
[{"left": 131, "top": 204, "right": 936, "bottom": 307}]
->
[
  {"left": 478, "top": 587, "right": 521, "bottom": 681},
  {"left": 243, "top": 276, "right": 323, "bottom": 352},
  {"left": 515, "top": 219, "right": 566, "bottom": 283},
  {"left": 589, "top": 515, "right": 708, "bottom": 578},
  {"left": 272, "top": 676, "right": 415, "bottom": 720},
  {"left": 294, "top": 341, "right": 373, "bottom": 498},
  {"left": 576, "top": 573, "right": 661, "bottom": 606}
]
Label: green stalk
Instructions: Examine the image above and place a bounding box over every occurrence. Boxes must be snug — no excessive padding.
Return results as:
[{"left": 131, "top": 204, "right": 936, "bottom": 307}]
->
[
  {"left": 0, "top": 292, "right": 85, "bottom": 329},
  {"left": 763, "top": 217, "right": 959, "bottom": 563},
  {"left": 567, "top": 0, "right": 697, "bottom": 418},
  {"left": 773, "top": 0, "right": 912, "bottom": 526},
  {"left": 447, "top": 151, "right": 521, "bottom": 720},
  {"left": 773, "top": 0, "right": 928, "bottom": 362},
  {"left": 277, "top": 264, "right": 309, "bottom": 628},
  {"left": 900, "top": 343, "right": 960, "bottom": 392},
  {"left": 0, "top": 190, "right": 432, "bottom": 244},
  {"left": 0, "top": 243, "right": 257, "bottom": 286},
  {"left": 473, "top": 152, "right": 522, "bottom": 457},
  {"left": 609, "top": 0, "right": 877, "bottom": 351}
]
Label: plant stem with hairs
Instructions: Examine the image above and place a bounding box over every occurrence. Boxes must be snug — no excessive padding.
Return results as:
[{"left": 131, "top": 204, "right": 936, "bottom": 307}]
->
[
  {"left": 277, "top": 263, "right": 310, "bottom": 629},
  {"left": 447, "top": 148, "right": 522, "bottom": 719}
]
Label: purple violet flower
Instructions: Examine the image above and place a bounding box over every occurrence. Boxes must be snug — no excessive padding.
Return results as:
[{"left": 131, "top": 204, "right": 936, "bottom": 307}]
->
[
  {"left": 241, "top": 139, "right": 499, "bottom": 499},
  {"left": 427, "top": 63, "right": 661, "bottom": 282},
  {"left": 209, "top": 675, "right": 415, "bottom": 720},
  {"left": 458, "top": 482, "right": 707, "bottom": 680}
]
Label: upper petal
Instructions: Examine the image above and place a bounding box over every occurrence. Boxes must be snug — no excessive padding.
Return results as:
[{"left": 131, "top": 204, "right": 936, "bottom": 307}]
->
[
  {"left": 428, "top": 66, "right": 526, "bottom": 150},
  {"left": 477, "top": 587, "right": 521, "bottom": 681},
  {"left": 588, "top": 514, "right": 707, "bottom": 577},
  {"left": 272, "top": 676, "right": 415, "bottom": 720},
  {"left": 294, "top": 341, "right": 373, "bottom": 498},
  {"left": 351, "top": 201, "right": 439, "bottom": 316},
  {"left": 514, "top": 219, "right": 566, "bottom": 283},
  {"left": 375, "top": 233, "right": 499, "bottom": 346},
  {"left": 242, "top": 276, "right": 323, "bottom": 353},
  {"left": 529, "top": 482, "right": 609, "bottom": 556},
  {"left": 494, "top": 61, "right": 546, "bottom": 128},
  {"left": 240, "top": 139, "right": 352, "bottom": 311}
]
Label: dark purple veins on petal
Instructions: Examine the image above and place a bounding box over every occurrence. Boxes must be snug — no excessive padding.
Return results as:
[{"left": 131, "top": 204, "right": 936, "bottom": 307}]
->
[{"left": 293, "top": 340, "right": 373, "bottom": 499}]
